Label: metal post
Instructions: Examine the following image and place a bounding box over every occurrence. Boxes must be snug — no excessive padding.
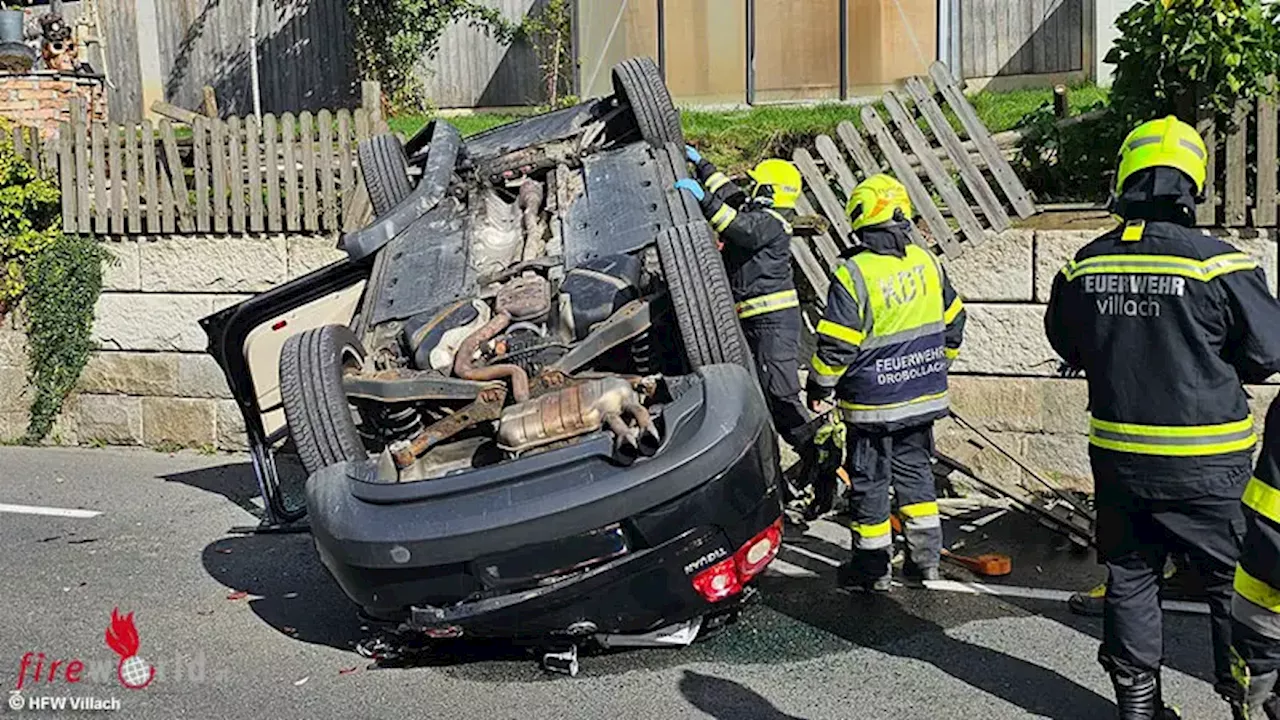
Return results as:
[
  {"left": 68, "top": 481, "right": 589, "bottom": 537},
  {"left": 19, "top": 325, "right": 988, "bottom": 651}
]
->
[
  {"left": 569, "top": 0, "right": 581, "bottom": 98},
  {"left": 839, "top": 0, "right": 848, "bottom": 101},
  {"left": 655, "top": 0, "right": 667, "bottom": 79},
  {"left": 745, "top": 0, "right": 755, "bottom": 105}
]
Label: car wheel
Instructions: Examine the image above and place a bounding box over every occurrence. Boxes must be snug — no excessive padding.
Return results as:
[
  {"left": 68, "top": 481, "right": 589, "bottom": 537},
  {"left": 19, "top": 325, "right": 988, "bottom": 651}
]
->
[
  {"left": 358, "top": 134, "right": 414, "bottom": 218},
  {"left": 654, "top": 142, "right": 701, "bottom": 225},
  {"left": 656, "top": 222, "right": 750, "bottom": 369},
  {"left": 612, "top": 57, "right": 683, "bottom": 147},
  {"left": 280, "top": 324, "right": 369, "bottom": 476}
]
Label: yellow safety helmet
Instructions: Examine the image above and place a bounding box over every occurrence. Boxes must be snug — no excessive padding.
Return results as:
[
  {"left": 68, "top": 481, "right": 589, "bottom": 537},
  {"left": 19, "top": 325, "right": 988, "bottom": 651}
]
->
[
  {"left": 1115, "top": 116, "right": 1208, "bottom": 194},
  {"left": 845, "top": 174, "right": 912, "bottom": 231},
  {"left": 747, "top": 159, "right": 803, "bottom": 209}
]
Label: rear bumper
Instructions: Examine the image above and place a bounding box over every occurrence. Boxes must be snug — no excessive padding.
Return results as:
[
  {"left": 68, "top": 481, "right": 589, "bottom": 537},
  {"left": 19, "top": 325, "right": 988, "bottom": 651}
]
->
[{"left": 305, "top": 364, "right": 782, "bottom": 634}]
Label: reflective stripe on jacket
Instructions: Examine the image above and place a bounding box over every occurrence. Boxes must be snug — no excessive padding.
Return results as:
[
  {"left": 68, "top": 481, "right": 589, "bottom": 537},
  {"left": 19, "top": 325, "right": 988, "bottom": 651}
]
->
[
  {"left": 810, "top": 239, "right": 965, "bottom": 430},
  {"left": 1234, "top": 397, "right": 1280, "bottom": 644},
  {"left": 1045, "top": 219, "right": 1280, "bottom": 490},
  {"left": 691, "top": 159, "right": 796, "bottom": 315}
]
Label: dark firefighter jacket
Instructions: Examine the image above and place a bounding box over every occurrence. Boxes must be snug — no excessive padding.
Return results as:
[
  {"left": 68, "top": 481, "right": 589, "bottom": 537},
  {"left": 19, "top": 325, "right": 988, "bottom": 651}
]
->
[
  {"left": 1234, "top": 395, "right": 1280, "bottom": 656},
  {"left": 1045, "top": 168, "right": 1280, "bottom": 497},
  {"left": 806, "top": 222, "right": 966, "bottom": 431},
  {"left": 691, "top": 159, "right": 798, "bottom": 320}
]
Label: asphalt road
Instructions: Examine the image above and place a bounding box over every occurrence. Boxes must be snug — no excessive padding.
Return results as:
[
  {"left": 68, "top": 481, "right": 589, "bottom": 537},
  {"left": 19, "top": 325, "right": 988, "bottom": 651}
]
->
[{"left": 0, "top": 447, "right": 1234, "bottom": 719}]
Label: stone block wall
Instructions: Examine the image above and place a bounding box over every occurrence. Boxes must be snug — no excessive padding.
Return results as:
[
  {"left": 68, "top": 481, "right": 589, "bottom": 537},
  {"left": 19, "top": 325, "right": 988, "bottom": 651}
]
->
[
  {"left": 937, "top": 224, "right": 1279, "bottom": 492},
  {"left": 0, "top": 234, "right": 346, "bottom": 449},
  {"left": 0, "top": 73, "right": 107, "bottom": 138},
  {"left": 1, "top": 225, "right": 1276, "bottom": 495}
]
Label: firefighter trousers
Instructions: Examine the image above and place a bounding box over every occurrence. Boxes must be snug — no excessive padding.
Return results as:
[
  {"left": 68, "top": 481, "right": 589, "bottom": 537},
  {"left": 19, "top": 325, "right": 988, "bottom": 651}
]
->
[
  {"left": 1094, "top": 467, "right": 1246, "bottom": 695},
  {"left": 846, "top": 423, "right": 941, "bottom": 582},
  {"left": 741, "top": 309, "right": 810, "bottom": 448}
]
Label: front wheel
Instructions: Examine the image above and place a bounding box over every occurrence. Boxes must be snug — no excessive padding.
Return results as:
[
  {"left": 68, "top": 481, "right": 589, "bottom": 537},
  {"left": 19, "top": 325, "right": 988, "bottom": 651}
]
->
[{"left": 279, "top": 325, "right": 369, "bottom": 476}]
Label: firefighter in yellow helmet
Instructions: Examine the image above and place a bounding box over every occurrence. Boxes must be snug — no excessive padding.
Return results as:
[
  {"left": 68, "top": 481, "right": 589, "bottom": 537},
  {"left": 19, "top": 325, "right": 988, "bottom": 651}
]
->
[
  {"left": 676, "top": 148, "right": 810, "bottom": 450},
  {"left": 806, "top": 174, "right": 965, "bottom": 591},
  {"left": 1045, "top": 116, "right": 1280, "bottom": 718}
]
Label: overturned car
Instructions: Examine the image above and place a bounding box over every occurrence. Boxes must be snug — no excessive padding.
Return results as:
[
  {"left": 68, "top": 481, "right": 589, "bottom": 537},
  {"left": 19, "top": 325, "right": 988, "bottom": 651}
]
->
[{"left": 201, "top": 58, "right": 784, "bottom": 647}]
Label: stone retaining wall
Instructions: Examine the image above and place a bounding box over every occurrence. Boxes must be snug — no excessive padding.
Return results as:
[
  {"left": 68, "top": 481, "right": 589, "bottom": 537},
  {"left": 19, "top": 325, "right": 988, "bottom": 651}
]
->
[
  {"left": 1, "top": 225, "right": 1275, "bottom": 492},
  {"left": 0, "top": 234, "right": 347, "bottom": 450}
]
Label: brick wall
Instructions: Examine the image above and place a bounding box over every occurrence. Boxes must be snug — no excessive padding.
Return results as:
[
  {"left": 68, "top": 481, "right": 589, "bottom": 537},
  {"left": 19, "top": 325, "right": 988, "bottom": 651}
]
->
[
  {"left": 0, "top": 226, "right": 1275, "bottom": 493},
  {"left": 0, "top": 73, "right": 106, "bottom": 138},
  {"left": 0, "top": 234, "right": 346, "bottom": 449}
]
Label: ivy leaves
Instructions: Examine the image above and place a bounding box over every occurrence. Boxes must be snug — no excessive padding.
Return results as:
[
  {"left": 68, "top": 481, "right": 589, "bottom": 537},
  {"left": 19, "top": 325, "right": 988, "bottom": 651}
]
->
[
  {"left": 348, "top": 0, "right": 516, "bottom": 111},
  {"left": 1106, "top": 0, "right": 1280, "bottom": 123}
]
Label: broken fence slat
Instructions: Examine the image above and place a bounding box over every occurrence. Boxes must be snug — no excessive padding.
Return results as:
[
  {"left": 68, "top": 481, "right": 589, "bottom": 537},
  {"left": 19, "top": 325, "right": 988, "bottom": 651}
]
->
[
  {"left": 835, "top": 120, "right": 882, "bottom": 177},
  {"left": 814, "top": 135, "right": 858, "bottom": 198},
  {"left": 883, "top": 90, "right": 986, "bottom": 249},
  {"left": 793, "top": 148, "right": 854, "bottom": 248},
  {"left": 1257, "top": 81, "right": 1278, "bottom": 227},
  {"left": 861, "top": 105, "right": 958, "bottom": 256},
  {"left": 1224, "top": 100, "right": 1249, "bottom": 227},
  {"left": 795, "top": 193, "right": 841, "bottom": 269},
  {"left": 905, "top": 76, "right": 1011, "bottom": 233},
  {"left": 193, "top": 118, "right": 211, "bottom": 232},
  {"left": 141, "top": 119, "right": 159, "bottom": 233},
  {"left": 929, "top": 62, "right": 1037, "bottom": 219},
  {"left": 791, "top": 237, "right": 830, "bottom": 305},
  {"left": 160, "top": 119, "right": 193, "bottom": 232}
]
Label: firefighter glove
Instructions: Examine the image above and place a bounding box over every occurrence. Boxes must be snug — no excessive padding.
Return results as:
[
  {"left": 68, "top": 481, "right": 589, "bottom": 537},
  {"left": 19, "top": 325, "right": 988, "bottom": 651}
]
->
[
  {"left": 685, "top": 144, "right": 703, "bottom": 164},
  {"left": 674, "top": 178, "right": 705, "bottom": 202}
]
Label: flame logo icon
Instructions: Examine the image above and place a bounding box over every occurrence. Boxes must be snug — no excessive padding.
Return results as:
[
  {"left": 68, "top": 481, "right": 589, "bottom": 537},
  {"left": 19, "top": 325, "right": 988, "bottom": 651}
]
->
[{"left": 105, "top": 608, "right": 154, "bottom": 690}]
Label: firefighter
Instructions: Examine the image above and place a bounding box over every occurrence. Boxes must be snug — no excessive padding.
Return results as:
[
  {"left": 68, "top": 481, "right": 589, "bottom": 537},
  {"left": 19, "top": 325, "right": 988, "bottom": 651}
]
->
[
  {"left": 1045, "top": 116, "right": 1280, "bottom": 718},
  {"left": 675, "top": 147, "right": 810, "bottom": 449},
  {"left": 805, "top": 174, "right": 965, "bottom": 591},
  {"left": 1230, "top": 395, "right": 1280, "bottom": 720}
]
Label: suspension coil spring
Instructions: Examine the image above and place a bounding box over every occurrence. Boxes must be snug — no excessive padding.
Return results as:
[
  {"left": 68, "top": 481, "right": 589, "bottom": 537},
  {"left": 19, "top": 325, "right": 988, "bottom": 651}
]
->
[
  {"left": 630, "top": 330, "right": 654, "bottom": 375},
  {"left": 379, "top": 404, "right": 424, "bottom": 443}
]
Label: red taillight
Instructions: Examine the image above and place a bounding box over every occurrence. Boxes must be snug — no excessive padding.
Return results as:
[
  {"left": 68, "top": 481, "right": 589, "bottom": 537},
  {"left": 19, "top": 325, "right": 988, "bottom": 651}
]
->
[
  {"left": 691, "top": 558, "right": 742, "bottom": 602},
  {"left": 734, "top": 518, "right": 783, "bottom": 581},
  {"left": 690, "top": 518, "right": 785, "bottom": 603}
]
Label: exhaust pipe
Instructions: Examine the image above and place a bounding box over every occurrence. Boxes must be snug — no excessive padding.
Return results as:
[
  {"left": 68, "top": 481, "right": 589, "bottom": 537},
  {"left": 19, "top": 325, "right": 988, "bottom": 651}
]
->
[{"left": 453, "top": 310, "right": 531, "bottom": 402}]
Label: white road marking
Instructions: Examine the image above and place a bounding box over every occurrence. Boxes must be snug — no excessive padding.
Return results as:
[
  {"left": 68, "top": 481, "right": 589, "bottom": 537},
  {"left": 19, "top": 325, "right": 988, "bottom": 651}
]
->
[
  {"left": 785, "top": 544, "right": 842, "bottom": 567},
  {"left": 925, "top": 579, "right": 1211, "bottom": 615},
  {"left": 0, "top": 503, "right": 101, "bottom": 518},
  {"left": 768, "top": 558, "right": 819, "bottom": 578}
]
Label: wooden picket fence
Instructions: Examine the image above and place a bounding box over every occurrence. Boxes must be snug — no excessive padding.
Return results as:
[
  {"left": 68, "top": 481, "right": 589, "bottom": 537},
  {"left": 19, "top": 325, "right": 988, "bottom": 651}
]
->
[
  {"left": 1197, "top": 81, "right": 1279, "bottom": 228},
  {"left": 56, "top": 97, "right": 390, "bottom": 236}
]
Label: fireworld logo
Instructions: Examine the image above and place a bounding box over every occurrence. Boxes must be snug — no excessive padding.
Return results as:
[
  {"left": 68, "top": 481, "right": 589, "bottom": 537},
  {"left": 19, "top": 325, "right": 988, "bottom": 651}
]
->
[{"left": 14, "top": 608, "right": 155, "bottom": 691}]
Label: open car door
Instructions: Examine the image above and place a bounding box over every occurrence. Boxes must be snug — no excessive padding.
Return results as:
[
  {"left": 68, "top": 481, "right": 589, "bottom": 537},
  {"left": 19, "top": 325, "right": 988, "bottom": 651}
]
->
[{"left": 200, "top": 259, "right": 370, "bottom": 525}]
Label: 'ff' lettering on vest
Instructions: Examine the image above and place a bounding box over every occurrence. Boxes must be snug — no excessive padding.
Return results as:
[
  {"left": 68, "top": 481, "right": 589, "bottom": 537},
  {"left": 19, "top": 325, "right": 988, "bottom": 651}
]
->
[{"left": 879, "top": 264, "right": 929, "bottom": 307}]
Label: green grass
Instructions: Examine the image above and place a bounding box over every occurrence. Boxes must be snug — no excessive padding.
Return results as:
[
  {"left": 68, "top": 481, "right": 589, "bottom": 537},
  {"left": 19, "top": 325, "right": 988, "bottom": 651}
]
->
[{"left": 389, "top": 82, "right": 1111, "bottom": 174}]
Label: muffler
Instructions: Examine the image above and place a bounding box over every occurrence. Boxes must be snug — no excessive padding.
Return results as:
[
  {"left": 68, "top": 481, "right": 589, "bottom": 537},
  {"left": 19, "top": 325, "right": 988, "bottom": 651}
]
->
[{"left": 497, "top": 376, "right": 660, "bottom": 454}]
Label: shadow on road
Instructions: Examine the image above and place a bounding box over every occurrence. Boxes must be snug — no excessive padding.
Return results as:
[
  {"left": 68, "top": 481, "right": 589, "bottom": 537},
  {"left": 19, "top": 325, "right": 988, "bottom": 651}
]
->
[
  {"left": 162, "top": 461, "right": 264, "bottom": 513},
  {"left": 757, "top": 573, "right": 1116, "bottom": 719},
  {"left": 679, "top": 671, "right": 807, "bottom": 720}
]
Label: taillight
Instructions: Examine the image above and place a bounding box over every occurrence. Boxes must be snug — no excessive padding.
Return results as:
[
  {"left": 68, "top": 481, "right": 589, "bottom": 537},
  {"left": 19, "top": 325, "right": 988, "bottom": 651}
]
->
[
  {"left": 734, "top": 517, "right": 783, "bottom": 581},
  {"left": 691, "top": 558, "right": 742, "bottom": 602}
]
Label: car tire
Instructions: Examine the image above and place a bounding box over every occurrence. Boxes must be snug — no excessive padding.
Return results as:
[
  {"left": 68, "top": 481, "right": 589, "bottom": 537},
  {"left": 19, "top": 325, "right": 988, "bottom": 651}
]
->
[
  {"left": 280, "top": 324, "right": 368, "bottom": 476},
  {"left": 654, "top": 142, "right": 701, "bottom": 225},
  {"left": 358, "top": 134, "right": 414, "bottom": 218},
  {"left": 612, "top": 57, "right": 683, "bottom": 147},
  {"left": 656, "top": 222, "right": 750, "bottom": 369}
]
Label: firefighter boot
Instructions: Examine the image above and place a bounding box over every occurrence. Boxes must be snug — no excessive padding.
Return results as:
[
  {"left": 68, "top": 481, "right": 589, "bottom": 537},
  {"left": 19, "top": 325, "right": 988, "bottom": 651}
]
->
[
  {"left": 837, "top": 562, "right": 891, "bottom": 592},
  {"left": 1108, "top": 666, "right": 1180, "bottom": 720},
  {"left": 1229, "top": 669, "right": 1279, "bottom": 720}
]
